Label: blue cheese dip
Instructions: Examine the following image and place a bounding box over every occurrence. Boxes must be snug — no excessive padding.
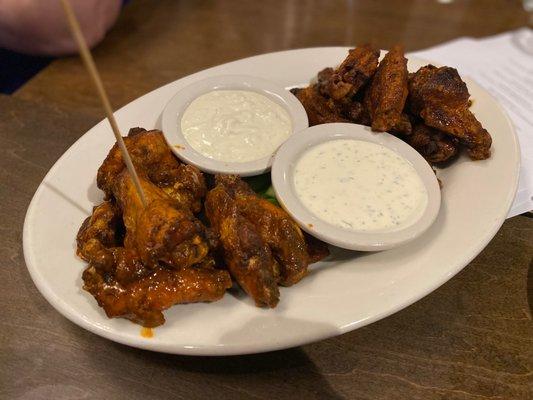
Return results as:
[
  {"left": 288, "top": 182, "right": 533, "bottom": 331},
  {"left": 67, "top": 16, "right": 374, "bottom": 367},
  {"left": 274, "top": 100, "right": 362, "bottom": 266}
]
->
[
  {"left": 181, "top": 90, "right": 292, "bottom": 163},
  {"left": 293, "top": 139, "right": 428, "bottom": 232}
]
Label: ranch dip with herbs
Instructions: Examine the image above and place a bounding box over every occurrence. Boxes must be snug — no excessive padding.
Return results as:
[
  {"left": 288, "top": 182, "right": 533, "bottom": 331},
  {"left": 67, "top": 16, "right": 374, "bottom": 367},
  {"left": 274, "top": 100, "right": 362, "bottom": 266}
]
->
[
  {"left": 181, "top": 90, "right": 292, "bottom": 163},
  {"left": 293, "top": 139, "right": 428, "bottom": 232}
]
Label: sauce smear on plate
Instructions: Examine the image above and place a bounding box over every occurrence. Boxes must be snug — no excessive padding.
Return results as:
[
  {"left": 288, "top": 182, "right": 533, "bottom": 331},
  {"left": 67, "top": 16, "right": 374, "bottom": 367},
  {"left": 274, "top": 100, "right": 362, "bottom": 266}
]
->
[{"left": 140, "top": 327, "right": 154, "bottom": 338}]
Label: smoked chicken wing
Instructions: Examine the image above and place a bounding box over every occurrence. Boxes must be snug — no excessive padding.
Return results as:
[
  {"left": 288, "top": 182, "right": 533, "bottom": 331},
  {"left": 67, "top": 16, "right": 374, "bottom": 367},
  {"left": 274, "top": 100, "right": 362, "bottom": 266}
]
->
[
  {"left": 291, "top": 86, "right": 349, "bottom": 126},
  {"left": 292, "top": 45, "right": 379, "bottom": 126},
  {"left": 364, "top": 45, "right": 411, "bottom": 134},
  {"left": 323, "top": 44, "right": 380, "bottom": 100},
  {"left": 407, "top": 123, "right": 459, "bottom": 163},
  {"left": 408, "top": 66, "right": 492, "bottom": 159}
]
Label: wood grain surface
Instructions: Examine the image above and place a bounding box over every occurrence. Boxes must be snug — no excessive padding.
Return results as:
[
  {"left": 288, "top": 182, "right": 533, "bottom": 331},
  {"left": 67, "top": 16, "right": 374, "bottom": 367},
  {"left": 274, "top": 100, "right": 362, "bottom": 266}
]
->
[
  {"left": 14, "top": 0, "right": 531, "bottom": 118},
  {"left": 2, "top": 0, "right": 533, "bottom": 398}
]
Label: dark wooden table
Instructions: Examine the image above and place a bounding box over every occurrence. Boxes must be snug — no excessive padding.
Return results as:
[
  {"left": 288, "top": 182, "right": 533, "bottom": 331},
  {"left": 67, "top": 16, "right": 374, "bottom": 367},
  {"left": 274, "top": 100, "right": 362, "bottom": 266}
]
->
[{"left": 2, "top": 1, "right": 532, "bottom": 399}]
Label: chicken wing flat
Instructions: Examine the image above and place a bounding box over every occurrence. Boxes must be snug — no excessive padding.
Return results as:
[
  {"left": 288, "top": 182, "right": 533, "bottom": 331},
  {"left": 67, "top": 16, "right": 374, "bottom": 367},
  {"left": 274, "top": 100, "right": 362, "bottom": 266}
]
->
[
  {"left": 83, "top": 261, "right": 231, "bottom": 327},
  {"left": 97, "top": 128, "right": 206, "bottom": 212},
  {"left": 407, "top": 123, "right": 459, "bottom": 164},
  {"left": 215, "top": 175, "right": 311, "bottom": 286},
  {"left": 113, "top": 170, "right": 210, "bottom": 270},
  {"left": 324, "top": 44, "right": 380, "bottom": 100},
  {"left": 205, "top": 182, "right": 280, "bottom": 307},
  {"left": 409, "top": 65, "right": 492, "bottom": 160},
  {"left": 364, "top": 45, "right": 411, "bottom": 134}
]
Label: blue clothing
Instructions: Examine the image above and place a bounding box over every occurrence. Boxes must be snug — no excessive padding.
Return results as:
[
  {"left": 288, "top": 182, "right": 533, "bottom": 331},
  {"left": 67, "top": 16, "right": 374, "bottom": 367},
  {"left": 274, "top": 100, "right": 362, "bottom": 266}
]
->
[
  {"left": 0, "top": 0, "right": 130, "bottom": 94},
  {"left": 0, "top": 49, "right": 53, "bottom": 94}
]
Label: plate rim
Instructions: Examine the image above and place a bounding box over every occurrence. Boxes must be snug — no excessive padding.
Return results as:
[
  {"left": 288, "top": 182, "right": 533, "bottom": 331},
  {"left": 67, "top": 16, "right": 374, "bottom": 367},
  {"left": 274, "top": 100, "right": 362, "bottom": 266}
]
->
[{"left": 22, "top": 47, "right": 521, "bottom": 356}]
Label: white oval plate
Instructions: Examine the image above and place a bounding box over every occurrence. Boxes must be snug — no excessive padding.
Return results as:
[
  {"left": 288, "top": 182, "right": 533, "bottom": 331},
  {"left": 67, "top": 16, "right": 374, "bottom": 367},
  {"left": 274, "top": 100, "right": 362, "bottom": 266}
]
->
[
  {"left": 161, "top": 75, "right": 308, "bottom": 176},
  {"left": 272, "top": 123, "right": 441, "bottom": 251},
  {"left": 23, "top": 48, "right": 519, "bottom": 356}
]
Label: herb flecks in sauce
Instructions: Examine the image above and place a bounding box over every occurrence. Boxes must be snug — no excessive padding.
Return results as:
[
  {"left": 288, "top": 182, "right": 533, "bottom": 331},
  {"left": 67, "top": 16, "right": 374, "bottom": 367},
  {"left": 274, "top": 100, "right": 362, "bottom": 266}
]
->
[{"left": 293, "top": 139, "right": 428, "bottom": 232}]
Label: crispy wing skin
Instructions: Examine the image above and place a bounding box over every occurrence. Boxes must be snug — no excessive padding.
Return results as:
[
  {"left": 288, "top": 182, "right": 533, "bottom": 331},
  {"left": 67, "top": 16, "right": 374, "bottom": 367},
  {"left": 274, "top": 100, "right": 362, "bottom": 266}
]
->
[
  {"left": 409, "top": 66, "right": 491, "bottom": 159},
  {"left": 325, "top": 44, "right": 380, "bottom": 100},
  {"left": 317, "top": 67, "right": 335, "bottom": 97},
  {"left": 83, "top": 262, "right": 231, "bottom": 327},
  {"left": 76, "top": 200, "right": 123, "bottom": 263},
  {"left": 388, "top": 113, "right": 413, "bottom": 136},
  {"left": 304, "top": 232, "right": 330, "bottom": 264},
  {"left": 205, "top": 184, "right": 280, "bottom": 307},
  {"left": 420, "top": 106, "right": 491, "bottom": 160},
  {"left": 407, "top": 123, "right": 459, "bottom": 163},
  {"left": 113, "top": 170, "right": 210, "bottom": 270},
  {"left": 216, "top": 175, "right": 310, "bottom": 286},
  {"left": 79, "top": 128, "right": 244, "bottom": 327},
  {"left": 365, "top": 45, "right": 410, "bottom": 134},
  {"left": 97, "top": 128, "right": 206, "bottom": 212},
  {"left": 291, "top": 86, "right": 349, "bottom": 126},
  {"left": 409, "top": 66, "right": 469, "bottom": 111},
  {"left": 293, "top": 45, "right": 379, "bottom": 126}
]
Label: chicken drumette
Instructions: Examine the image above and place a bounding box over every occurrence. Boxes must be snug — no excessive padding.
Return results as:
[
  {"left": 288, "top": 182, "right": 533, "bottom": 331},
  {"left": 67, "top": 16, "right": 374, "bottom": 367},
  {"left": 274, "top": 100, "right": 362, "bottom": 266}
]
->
[{"left": 82, "top": 259, "right": 231, "bottom": 327}]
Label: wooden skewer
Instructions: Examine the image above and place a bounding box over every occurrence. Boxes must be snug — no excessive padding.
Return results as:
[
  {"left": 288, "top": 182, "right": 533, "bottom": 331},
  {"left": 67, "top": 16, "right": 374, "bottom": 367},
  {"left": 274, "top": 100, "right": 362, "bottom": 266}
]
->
[{"left": 60, "top": 0, "right": 147, "bottom": 206}]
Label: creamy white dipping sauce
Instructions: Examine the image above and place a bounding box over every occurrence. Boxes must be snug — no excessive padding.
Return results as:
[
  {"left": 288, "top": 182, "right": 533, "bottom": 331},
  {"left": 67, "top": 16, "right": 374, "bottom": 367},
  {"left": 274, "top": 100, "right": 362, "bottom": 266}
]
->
[
  {"left": 181, "top": 90, "right": 292, "bottom": 163},
  {"left": 293, "top": 139, "right": 428, "bottom": 232}
]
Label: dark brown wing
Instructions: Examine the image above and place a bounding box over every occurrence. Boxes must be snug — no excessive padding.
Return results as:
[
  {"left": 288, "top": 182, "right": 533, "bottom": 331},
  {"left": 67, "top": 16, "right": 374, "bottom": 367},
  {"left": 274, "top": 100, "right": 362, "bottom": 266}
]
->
[
  {"left": 205, "top": 183, "right": 280, "bottom": 307},
  {"left": 364, "top": 45, "right": 410, "bottom": 133},
  {"left": 408, "top": 66, "right": 491, "bottom": 159},
  {"left": 215, "top": 175, "right": 310, "bottom": 286},
  {"left": 419, "top": 105, "right": 491, "bottom": 160},
  {"left": 292, "top": 86, "right": 349, "bottom": 126},
  {"left": 326, "top": 44, "right": 380, "bottom": 100},
  {"left": 303, "top": 232, "right": 330, "bottom": 264},
  {"left": 407, "top": 123, "right": 459, "bottom": 163}
]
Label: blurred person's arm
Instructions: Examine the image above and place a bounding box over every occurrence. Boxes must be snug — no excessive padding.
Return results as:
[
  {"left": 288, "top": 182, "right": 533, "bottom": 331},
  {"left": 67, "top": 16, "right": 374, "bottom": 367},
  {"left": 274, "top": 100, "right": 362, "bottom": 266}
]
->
[{"left": 0, "top": 0, "right": 121, "bottom": 56}]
